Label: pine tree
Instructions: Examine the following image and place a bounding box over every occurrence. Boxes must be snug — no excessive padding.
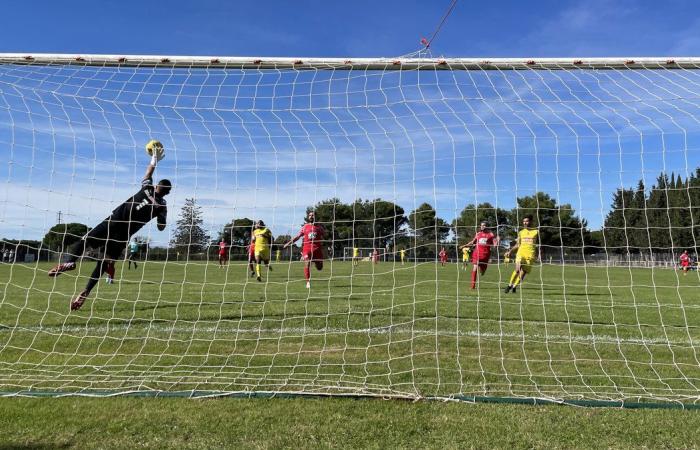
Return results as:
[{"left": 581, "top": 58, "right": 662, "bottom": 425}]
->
[
  {"left": 604, "top": 188, "right": 628, "bottom": 254},
  {"left": 171, "top": 198, "right": 211, "bottom": 257}
]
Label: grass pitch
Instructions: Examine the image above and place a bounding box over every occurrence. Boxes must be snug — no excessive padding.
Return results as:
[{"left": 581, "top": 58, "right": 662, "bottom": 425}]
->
[
  {"left": 1, "top": 259, "right": 699, "bottom": 404},
  {"left": 3, "top": 396, "right": 700, "bottom": 449}
]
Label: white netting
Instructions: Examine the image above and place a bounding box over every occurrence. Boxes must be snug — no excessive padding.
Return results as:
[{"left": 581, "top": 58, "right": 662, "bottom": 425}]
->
[{"left": 0, "top": 55, "right": 699, "bottom": 403}]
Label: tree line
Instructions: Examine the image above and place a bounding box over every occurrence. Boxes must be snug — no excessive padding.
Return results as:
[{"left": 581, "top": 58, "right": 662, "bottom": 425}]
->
[
  {"left": 603, "top": 169, "right": 700, "bottom": 254},
  {"left": 33, "top": 168, "right": 700, "bottom": 260}
]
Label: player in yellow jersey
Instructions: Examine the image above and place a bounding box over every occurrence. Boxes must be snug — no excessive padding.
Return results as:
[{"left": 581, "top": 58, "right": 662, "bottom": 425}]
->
[
  {"left": 251, "top": 220, "right": 273, "bottom": 282},
  {"left": 400, "top": 249, "right": 406, "bottom": 265},
  {"left": 460, "top": 245, "right": 472, "bottom": 271},
  {"left": 352, "top": 247, "right": 360, "bottom": 266},
  {"left": 504, "top": 216, "right": 539, "bottom": 293},
  {"left": 276, "top": 248, "right": 281, "bottom": 262}
]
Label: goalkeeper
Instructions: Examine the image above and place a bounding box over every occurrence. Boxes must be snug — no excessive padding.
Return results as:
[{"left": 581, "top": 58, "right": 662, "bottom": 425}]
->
[{"left": 48, "top": 141, "right": 171, "bottom": 311}]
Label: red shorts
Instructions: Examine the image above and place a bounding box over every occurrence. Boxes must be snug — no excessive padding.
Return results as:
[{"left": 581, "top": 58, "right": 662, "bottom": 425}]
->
[
  {"left": 219, "top": 252, "right": 228, "bottom": 259},
  {"left": 472, "top": 255, "right": 490, "bottom": 265},
  {"left": 301, "top": 248, "right": 324, "bottom": 262},
  {"left": 681, "top": 262, "right": 689, "bottom": 267}
]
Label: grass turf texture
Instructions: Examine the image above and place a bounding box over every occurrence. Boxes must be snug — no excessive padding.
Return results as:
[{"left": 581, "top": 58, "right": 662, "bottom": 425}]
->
[
  {"left": 2, "top": 397, "right": 700, "bottom": 449},
  {"left": 1, "top": 260, "right": 699, "bottom": 404}
]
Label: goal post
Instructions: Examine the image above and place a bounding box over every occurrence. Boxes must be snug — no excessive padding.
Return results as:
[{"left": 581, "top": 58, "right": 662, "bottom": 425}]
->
[{"left": 1, "top": 54, "right": 700, "bottom": 406}]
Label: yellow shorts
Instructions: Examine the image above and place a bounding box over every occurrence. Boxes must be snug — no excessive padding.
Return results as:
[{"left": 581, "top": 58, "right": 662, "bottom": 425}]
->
[
  {"left": 515, "top": 255, "right": 535, "bottom": 273},
  {"left": 255, "top": 249, "right": 271, "bottom": 262}
]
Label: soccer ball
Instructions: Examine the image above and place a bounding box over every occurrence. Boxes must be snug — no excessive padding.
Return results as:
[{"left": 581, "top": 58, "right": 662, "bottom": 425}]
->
[{"left": 145, "top": 139, "right": 165, "bottom": 161}]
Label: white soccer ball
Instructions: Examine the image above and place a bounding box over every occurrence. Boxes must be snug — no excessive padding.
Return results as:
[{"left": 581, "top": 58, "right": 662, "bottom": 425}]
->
[{"left": 145, "top": 139, "right": 165, "bottom": 161}]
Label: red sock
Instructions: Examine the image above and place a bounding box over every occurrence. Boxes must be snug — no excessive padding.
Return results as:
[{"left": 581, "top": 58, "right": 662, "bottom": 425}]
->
[
  {"left": 471, "top": 270, "right": 477, "bottom": 288},
  {"left": 304, "top": 266, "right": 310, "bottom": 280}
]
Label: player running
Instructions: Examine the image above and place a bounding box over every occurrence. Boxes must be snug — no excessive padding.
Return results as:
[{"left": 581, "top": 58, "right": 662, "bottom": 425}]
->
[
  {"left": 218, "top": 239, "right": 228, "bottom": 267},
  {"left": 400, "top": 249, "right": 406, "bottom": 265},
  {"left": 252, "top": 220, "right": 273, "bottom": 282},
  {"left": 352, "top": 247, "right": 360, "bottom": 266},
  {"left": 439, "top": 247, "right": 448, "bottom": 266},
  {"left": 247, "top": 239, "right": 256, "bottom": 278},
  {"left": 504, "top": 216, "right": 539, "bottom": 294},
  {"left": 48, "top": 143, "right": 170, "bottom": 310},
  {"left": 461, "top": 222, "right": 499, "bottom": 289},
  {"left": 127, "top": 238, "right": 139, "bottom": 270},
  {"left": 680, "top": 250, "right": 691, "bottom": 275},
  {"left": 284, "top": 210, "right": 326, "bottom": 289}
]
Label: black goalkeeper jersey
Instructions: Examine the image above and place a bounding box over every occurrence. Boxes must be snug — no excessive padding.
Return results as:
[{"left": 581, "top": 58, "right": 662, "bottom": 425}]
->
[{"left": 107, "top": 176, "right": 167, "bottom": 236}]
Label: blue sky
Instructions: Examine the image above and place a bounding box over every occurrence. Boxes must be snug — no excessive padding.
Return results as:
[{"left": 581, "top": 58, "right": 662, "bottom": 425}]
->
[{"left": 2, "top": 0, "right": 700, "bottom": 246}]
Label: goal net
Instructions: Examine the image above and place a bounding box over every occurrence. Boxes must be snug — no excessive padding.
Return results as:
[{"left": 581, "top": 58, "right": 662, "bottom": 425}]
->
[{"left": 1, "top": 54, "right": 699, "bottom": 405}]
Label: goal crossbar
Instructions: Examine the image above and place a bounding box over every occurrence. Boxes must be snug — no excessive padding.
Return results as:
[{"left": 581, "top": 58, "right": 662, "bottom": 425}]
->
[{"left": 2, "top": 53, "right": 700, "bottom": 70}]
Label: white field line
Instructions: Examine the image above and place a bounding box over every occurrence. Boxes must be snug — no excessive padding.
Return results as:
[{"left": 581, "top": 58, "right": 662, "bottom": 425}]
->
[{"left": 1, "top": 324, "right": 696, "bottom": 347}]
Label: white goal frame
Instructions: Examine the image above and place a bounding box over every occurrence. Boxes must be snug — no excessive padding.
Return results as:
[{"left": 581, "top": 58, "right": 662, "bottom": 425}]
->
[{"left": 2, "top": 53, "right": 700, "bottom": 408}]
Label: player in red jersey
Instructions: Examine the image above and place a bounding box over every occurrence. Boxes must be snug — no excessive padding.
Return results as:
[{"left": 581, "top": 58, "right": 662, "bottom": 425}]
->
[
  {"left": 438, "top": 247, "right": 448, "bottom": 266},
  {"left": 371, "top": 248, "right": 380, "bottom": 264},
  {"left": 247, "top": 239, "right": 256, "bottom": 277},
  {"left": 462, "top": 222, "right": 499, "bottom": 289},
  {"left": 680, "top": 250, "right": 691, "bottom": 275},
  {"left": 218, "top": 240, "right": 228, "bottom": 268},
  {"left": 284, "top": 210, "right": 326, "bottom": 289}
]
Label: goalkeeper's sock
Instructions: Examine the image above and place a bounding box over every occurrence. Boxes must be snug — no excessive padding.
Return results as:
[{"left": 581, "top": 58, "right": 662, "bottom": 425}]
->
[
  {"left": 304, "top": 266, "right": 310, "bottom": 281},
  {"left": 513, "top": 274, "right": 523, "bottom": 288},
  {"left": 508, "top": 270, "right": 519, "bottom": 286},
  {"left": 256, "top": 263, "right": 261, "bottom": 278},
  {"left": 470, "top": 270, "right": 477, "bottom": 289}
]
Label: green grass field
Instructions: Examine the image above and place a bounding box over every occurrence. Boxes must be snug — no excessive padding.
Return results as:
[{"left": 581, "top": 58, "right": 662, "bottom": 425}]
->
[
  {"left": 1, "top": 259, "right": 699, "bottom": 404},
  {"left": 2, "top": 260, "right": 700, "bottom": 448},
  {"left": 2, "top": 396, "right": 700, "bottom": 449}
]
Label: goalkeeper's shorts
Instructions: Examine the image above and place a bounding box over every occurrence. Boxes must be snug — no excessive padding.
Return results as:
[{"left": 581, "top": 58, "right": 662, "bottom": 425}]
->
[
  {"left": 255, "top": 249, "right": 271, "bottom": 262},
  {"left": 515, "top": 255, "right": 535, "bottom": 273}
]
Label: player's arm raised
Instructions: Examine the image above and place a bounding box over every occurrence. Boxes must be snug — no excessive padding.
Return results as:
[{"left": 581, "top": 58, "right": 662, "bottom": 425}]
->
[
  {"left": 143, "top": 139, "right": 165, "bottom": 180},
  {"left": 143, "top": 140, "right": 165, "bottom": 182},
  {"left": 460, "top": 236, "right": 476, "bottom": 249},
  {"left": 283, "top": 230, "right": 304, "bottom": 249}
]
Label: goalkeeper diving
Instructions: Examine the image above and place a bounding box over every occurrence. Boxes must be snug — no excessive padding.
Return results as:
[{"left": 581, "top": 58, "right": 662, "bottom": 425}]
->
[{"left": 48, "top": 140, "right": 171, "bottom": 311}]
